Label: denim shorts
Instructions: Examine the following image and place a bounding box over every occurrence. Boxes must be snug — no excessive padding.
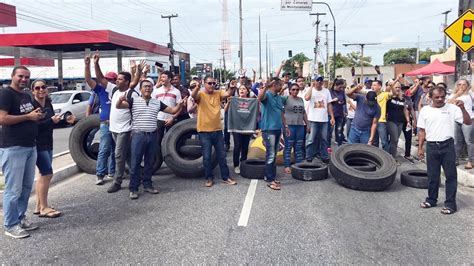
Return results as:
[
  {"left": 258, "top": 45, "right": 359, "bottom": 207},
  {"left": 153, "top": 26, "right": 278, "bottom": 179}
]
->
[{"left": 36, "top": 150, "right": 53, "bottom": 176}]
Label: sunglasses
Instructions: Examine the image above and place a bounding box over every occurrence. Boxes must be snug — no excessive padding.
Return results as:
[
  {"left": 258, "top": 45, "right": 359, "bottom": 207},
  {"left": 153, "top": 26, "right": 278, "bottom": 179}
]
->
[
  {"left": 290, "top": 88, "right": 298, "bottom": 91},
  {"left": 427, "top": 86, "right": 434, "bottom": 88},
  {"left": 33, "top": 85, "right": 47, "bottom": 91},
  {"left": 207, "top": 82, "right": 216, "bottom": 85}
]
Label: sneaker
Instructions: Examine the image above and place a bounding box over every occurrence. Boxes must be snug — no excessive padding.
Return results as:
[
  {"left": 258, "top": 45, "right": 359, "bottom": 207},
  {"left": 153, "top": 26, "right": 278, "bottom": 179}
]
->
[
  {"left": 95, "top": 176, "right": 104, "bottom": 185},
  {"left": 143, "top": 187, "right": 159, "bottom": 194},
  {"left": 104, "top": 175, "right": 114, "bottom": 182},
  {"left": 4, "top": 225, "right": 29, "bottom": 239},
  {"left": 19, "top": 218, "right": 38, "bottom": 231},
  {"left": 129, "top": 191, "right": 139, "bottom": 200},
  {"left": 234, "top": 166, "right": 240, "bottom": 174},
  {"left": 107, "top": 183, "right": 121, "bottom": 193}
]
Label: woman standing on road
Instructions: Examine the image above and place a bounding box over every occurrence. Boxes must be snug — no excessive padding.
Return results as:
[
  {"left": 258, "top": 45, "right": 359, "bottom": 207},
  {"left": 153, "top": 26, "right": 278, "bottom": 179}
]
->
[
  {"left": 282, "top": 83, "right": 309, "bottom": 174},
  {"left": 31, "top": 80, "right": 74, "bottom": 218},
  {"left": 447, "top": 78, "right": 473, "bottom": 169}
]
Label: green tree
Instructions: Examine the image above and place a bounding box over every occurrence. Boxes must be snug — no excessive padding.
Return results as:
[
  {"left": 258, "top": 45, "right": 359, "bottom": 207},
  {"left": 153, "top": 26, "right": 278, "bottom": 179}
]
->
[
  {"left": 346, "top": 51, "right": 372, "bottom": 67},
  {"left": 327, "top": 52, "right": 372, "bottom": 78},
  {"left": 419, "top": 48, "right": 441, "bottom": 62},
  {"left": 213, "top": 68, "right": 236, "bottom": 83},
  {"left": 282, "top": 52, "right": 311, "bottom": 78},
  {"left": 383, "top": 48, "right": 417, "bottom": 64}
]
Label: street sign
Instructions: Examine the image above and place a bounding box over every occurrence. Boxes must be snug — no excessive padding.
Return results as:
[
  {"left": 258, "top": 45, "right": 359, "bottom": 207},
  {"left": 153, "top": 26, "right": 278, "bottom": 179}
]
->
[
  {"left": 280, "top": 0, "right": 312, "bottom": 11},
  {"left": 444, "top": 9, "right": 474, "bottom": 53}
]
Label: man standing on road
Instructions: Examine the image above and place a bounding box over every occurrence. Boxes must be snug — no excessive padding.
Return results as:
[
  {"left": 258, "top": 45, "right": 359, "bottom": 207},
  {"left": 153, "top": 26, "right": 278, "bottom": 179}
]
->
[
  {"left": 116, "top": 79, "right": 185, "bottom": 199},
  {"left": 191, "top": 76, "right": 237, "bottom": 187},
  {"left": 0, "top": 66, "right": 44, "bottom": 238},
  {"left": 258, "top": 77, "right": 285, "bottom": 190},
  {"left": 84, "top": 56, "right": 116, "bottom": 183},
  {"left": 171, "top": 75, "right": 190, "bottom": 123},
  {"left": 418, "top": 86, "right": 472, "bottom": 215},
  {"left": 346, "top": 84, "right": 381, "bottom": 145},
  {"left": 91, "top": 52, "right": 141, "bottom": 191},
  {"left": 304, "top": 76, "right": 335, "bottom": 164},
  {"left": 372, "top": 80, "right": 391, "bottom": 152}
]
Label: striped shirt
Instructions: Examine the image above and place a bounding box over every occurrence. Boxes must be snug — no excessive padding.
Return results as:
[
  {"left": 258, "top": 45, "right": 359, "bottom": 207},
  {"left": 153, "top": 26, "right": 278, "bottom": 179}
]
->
[
  {"left": 130, "top": 97, "right": 168, "bottom": 132},
  {"left": 151, "top": 85, "right": 181, "bottom": 121}
]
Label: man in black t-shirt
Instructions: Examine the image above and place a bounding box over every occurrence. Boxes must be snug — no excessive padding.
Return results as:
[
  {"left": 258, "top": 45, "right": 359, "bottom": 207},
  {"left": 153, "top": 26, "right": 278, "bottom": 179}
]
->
[{"left": 0, "top": 66, "right": 45, "bottom": 239}]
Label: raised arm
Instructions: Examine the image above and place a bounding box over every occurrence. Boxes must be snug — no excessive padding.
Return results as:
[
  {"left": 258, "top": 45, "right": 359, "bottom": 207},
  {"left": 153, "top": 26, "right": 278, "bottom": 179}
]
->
[
  {"left": 116, "top": 94, "right": 130, "bottom": 109},
  {"left": 191, "top": 84, "right": 201, "bottom": 104},
  {"left": 163, "top": 97, "right": 187, "bottom": 115},
  {"left": 129, "top": 60, "right": 144, "bottom": 89},
  {"left": 258, "top": 82, "right": 270, "bottom": 102},
  {"left": 93, "top": 52, "right": 108, "bottom": 87},
  {"left": 304, "top": 86, "right": 313, "bottom": 101},
  {"left": 408, "top": 79, "right": 421, "bottom": 96},
  {"left": 274, "top": 60, "right": 286, "bottom": 78},
  {"left": 346, "top": 84, "right": 363, "bottom": 99},
  {"left": 84, "top": 54, "right": 97, "bottom": 89}
]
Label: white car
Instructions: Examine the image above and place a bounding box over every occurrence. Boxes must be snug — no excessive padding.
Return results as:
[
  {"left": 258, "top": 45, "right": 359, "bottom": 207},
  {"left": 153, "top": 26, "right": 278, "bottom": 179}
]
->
[{"left": 50, "top": 91, "right": 92, "bottom": 121}]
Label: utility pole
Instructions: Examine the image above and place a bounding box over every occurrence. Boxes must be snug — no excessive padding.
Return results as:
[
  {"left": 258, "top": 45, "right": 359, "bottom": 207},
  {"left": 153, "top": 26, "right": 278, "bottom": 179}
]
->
[
  {"left": 310, "top": 12, "right": 326, "bottom": 75},
  {"left": 219, "top": 48, "right": 227, "bottom": 82},
  {"left": 321, "top": 24, "right": 333, "bottom": 78},
  {"left": 265, "top": 33, "right": 269, "bottom": 78},
  {"left": 343, "top": 43, "right": 380, "bottom": 83},
  {"left": 258, "top": 14, "right": 262, "bottom": 79},
  {"left": 239, "top": 0, "right": 243, "bottom": 70},
  {"left": 161, "top": 14, "right": 178, "bottom": 72},
  {"left": 442, "top": 9, "right": 452, "bottom": 52},
  {"left": 416, "top": 35, "right": 420, "bottom": 63}
]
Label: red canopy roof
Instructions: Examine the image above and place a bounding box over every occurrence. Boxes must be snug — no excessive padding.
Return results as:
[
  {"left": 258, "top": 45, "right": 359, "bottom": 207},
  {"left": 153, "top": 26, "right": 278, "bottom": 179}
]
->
[{"left": 404, "top": 59, "right": 455, "bottom": 76}]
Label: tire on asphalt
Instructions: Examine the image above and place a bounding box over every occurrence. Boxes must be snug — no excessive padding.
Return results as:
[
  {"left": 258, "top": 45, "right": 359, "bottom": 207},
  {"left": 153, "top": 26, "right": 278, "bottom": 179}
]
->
[
  {"left": 346, "top": 157, "right": 377, "bottom": 172},
  {"left": 69, "top": 114, "right": 100, "bottom": 174},
  {"left": 291, "top": 162, "right": 328, "bottom": 181},
  {"left": 400, "top": 169, "right": 428, "bottom": 189},
  {"left": 240, "top": 159, "right": 267, "bottom": 179},
  {"left": 184, "top": 139, "right": 201, "bottom": 146},
  {"left": 329, "top": 144, "right": 397, "bottom": 191},
  {"left": 162, "top": 118, "right": 217, "bottom": 178}
]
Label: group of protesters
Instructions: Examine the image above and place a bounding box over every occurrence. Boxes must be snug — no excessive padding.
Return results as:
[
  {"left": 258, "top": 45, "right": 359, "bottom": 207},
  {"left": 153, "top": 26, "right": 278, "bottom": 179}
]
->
[{"left": 0, "top": 57, "right": 473, "bottom": 238}]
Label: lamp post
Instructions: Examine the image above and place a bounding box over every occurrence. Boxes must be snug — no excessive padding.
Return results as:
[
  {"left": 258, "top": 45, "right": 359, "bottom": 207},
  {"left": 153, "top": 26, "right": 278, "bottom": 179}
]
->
[{"left": 312, "top": 2, "right": 335, "bottom": 79}]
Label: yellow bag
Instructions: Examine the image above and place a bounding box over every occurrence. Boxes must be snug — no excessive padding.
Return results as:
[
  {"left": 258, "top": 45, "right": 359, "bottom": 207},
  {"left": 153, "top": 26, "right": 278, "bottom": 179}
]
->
[{"left": 247, "top": 132, "right": 291, "bottom": 166}]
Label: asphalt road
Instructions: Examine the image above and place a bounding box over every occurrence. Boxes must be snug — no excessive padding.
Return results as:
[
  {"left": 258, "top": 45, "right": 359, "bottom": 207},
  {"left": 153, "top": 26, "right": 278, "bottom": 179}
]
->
[
  {"left": 0, "top": 157, "right": 473, "bottom": 264},
  {"left": 52, "top": 126, "right": 73, "bottom": 155}
]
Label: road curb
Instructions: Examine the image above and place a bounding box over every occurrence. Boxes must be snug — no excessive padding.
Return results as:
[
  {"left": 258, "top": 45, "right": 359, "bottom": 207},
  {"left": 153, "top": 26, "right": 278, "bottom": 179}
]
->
[{"left": 398, "top": 138, "right": 474, "bottom": 188}]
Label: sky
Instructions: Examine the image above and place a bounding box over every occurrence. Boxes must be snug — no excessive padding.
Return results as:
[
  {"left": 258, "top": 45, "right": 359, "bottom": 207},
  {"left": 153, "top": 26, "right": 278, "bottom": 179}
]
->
[{"left": 1, "top": 0, "right": 459, "bottom": 74}]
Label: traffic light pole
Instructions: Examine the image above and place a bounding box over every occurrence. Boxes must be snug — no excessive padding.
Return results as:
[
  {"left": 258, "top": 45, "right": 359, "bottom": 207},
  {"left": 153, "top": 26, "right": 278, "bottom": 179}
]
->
[
  {"left": 310, "top": 12, "right": 325, "bottom": 75},
  {"left": 312, "top": 2, "right": 336, "bottom": 79},
  {"left": 161, "top": 14, "right": 178, "bottom": 72}
]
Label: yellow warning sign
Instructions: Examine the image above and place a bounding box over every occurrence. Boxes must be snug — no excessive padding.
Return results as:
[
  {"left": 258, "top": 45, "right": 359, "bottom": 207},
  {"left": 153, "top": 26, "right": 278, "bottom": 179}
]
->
[{"left": 445, "top": 9, "right": 474, "bottom": 53}]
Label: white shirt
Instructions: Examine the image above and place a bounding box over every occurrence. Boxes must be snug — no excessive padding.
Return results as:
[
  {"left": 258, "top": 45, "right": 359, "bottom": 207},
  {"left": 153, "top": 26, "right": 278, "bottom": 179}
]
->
[
  {"left": 151, "top": 85, "right": 181, "bottom": 121},
  {"left": 306, "top": 87, "right": 332, "bottom": 122},
  {"left": 417, "top": 103, "right": 463, "bottom": 142},
  {"left": 109, "top": 83, "right": 139, "bottom": 133},
  {"left": 347, "top": 99, "right": 357, "bottom": 119},
  {"left": 448, "top": 93, "right": 473, "bottom": 119}
]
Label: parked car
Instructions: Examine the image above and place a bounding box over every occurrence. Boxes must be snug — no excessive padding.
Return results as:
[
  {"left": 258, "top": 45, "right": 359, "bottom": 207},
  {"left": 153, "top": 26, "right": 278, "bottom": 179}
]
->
[{"left": 50, "top": 91, "right": 91, "bottom": 122}]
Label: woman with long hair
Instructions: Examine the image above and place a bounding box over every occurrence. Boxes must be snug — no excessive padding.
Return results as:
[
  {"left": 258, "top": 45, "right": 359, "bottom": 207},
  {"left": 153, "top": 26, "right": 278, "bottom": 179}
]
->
[
  {"left": 447, "top": 79, "right": 473, "bottom": 169},
  {"left": 31, "top": 80, "right": 74, "bottom": 218}
]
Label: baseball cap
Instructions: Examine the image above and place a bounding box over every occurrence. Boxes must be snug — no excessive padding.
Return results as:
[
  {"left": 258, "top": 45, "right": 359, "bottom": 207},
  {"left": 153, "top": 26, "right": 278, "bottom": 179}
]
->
[
  {"left": 364, "top": 77, "right": 373, "bottom": 84},
  {"left": 366, "top": 91, "right": 377, "bottom": 106},
  {"left": 311, "top": 75, "right": 324, "bottom": 82},
  {"left": 105, "top": 72, "right": 118, "bottom": 80}
]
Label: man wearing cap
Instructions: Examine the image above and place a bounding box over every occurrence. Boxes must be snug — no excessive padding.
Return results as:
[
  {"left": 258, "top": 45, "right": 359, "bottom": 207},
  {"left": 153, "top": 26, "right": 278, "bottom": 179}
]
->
[
  {"left": 346, "top": 84, "right": 381, "bottom": 144},
  {"left": 304, "top": 75, "right": 335, "bottom": 163},
  {"left": 84, "top": 57, "right": 117, "bottom": 184}
]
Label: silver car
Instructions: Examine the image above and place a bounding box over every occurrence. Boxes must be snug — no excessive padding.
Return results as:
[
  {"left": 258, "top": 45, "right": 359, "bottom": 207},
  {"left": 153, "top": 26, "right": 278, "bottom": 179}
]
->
[{"left": 50, "top": 91, "right": 92, "bottom": 121}]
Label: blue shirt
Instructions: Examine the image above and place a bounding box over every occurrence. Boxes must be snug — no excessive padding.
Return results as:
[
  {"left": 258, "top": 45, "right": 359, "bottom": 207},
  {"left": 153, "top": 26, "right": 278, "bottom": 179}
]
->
[
  {"left": 352, "top": 94, "right": 381, "bottom": 131},
  {"left": 260, "top": 90, "right": 283, "bottom": 131},
  {"left": 93, "top": 83, "right": 112, "bottom": 121}
]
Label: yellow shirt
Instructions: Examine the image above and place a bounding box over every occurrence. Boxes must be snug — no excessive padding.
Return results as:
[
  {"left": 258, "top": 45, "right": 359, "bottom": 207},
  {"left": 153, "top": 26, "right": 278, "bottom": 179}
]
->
[
  {"left": 377, "top": 91, "right": 392, "bottom": 123},
  {"left": 196, "top": 90, "right": 225, "bottom": 132}
]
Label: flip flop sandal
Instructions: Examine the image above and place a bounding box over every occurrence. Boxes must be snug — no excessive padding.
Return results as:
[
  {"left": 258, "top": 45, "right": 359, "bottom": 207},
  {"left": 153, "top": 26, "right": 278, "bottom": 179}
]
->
[
  {"left": 39, "top": 209, "right": 62, "bottom": 218},
  {"left": 420, "top": 202, "right": 435, "bottom": 208},
  {"left": 441, "top": 207, "right": 456, "bottom": 215},
  {"left": 34, "top": 205, "right": 56, "bottom": 215},
  {"left": 267, "top": 183, "right": 281, "bottom": 191}
]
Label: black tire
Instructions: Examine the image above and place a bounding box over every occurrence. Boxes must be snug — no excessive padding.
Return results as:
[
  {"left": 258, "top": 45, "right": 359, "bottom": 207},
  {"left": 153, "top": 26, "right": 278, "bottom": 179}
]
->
[
  {"left": 400, "top": 169, "right": 428, "bottom": 189},
  {"left": 178, "top": 145, "right": 202, "bottom": 159},
  {"left": 162, "top": 118, "right": 217, "bottom": 178},
  {"left": 184, "top": 139, "right": 201, "bottom": 146},
  {"left": 69, "top": 114, "right": 100, "bottom": 174},
  {"left": 329, "top": 144, "right": 397, "bottom": 191},
  {"left": 240, "top": 159, "right": 267, "bottom": 179},
  {"left": 346, "top": 157, "right": 377, "bottom": 172},
  {"left": 291, "top": 162, "right": 328, "bottom": 181}
]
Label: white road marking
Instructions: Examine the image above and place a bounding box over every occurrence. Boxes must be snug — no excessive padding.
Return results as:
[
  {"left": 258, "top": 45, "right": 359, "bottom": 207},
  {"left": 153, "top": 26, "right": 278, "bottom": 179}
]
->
[
  {"left": 237, "top": 179, "right": 258, "bottom": 227},
  {"left": 53, "top": 150, "right": 70, "bottom": 158}
]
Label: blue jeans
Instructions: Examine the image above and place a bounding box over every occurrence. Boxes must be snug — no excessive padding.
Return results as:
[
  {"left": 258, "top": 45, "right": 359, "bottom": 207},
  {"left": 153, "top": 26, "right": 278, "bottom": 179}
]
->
[
  {"left": 129, "top": 130, "right": 158, "bottom": 192},
  {"left": 376, "top": 122, "right": 389, "bottom": 152},
  {"left": 199, "top": 131, "right": 230, "bottom": 181},
  {"left": 96, "top": 123, "right": 115, "bottom": 177},
  {"left": 223, "top": 111, "right": 230, "bottom": 146},
  {"left": 284, "top": 125, "right": 305, "bottom": 167},
  {"left": 262, "top": 130, "right": 281, "bottom": 181},
  {"left": 0, "top": 146, "right": 37, "bottom": 229},
  {"left": 348, "top": 126, "right": 371, "bottom": 144},
  {"left": 328, "top": 116, "right": 345, "bottom": 146},
  {"left": 306, "top": 121, "right": 329, "bottom": 161},
  {"left": 426, "top": 138, "right": 458, "bottom": 211}
]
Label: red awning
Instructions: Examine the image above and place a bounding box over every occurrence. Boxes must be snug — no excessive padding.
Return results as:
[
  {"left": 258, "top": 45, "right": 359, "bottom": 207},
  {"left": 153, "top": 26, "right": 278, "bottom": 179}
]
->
[
  {"left": 0, "top": 57, "right": 54, "bottom": 67},
  {"left": 404, "top": 59, "right": 455, "bottom": 76},
  {"left": 0, "top": 30, "right": 170, "bottom": 56}
]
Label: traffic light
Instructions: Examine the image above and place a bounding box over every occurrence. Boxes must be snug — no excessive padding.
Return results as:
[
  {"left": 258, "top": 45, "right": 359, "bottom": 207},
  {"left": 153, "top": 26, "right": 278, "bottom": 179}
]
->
[
  {"left": 462, "top": 20, "right": 473, "bottom": 43},
  {"left": 288, "top": 50, "right": 292, "bottom": 57}
]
